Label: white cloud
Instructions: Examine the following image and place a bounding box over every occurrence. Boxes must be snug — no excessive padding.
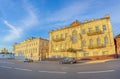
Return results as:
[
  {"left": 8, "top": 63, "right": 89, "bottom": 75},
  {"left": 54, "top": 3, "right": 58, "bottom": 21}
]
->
[
  {"left": 2, "top": 0, "right": 40, "bottom": 42},
  {"left": 3, "top": 20, "right": 23, "bottom": 41},
  {"left": 20, "top": 0, "right": 39, "bottom": 29},
  {"left": 20, "top": 9, "right": 39, "bottom": 28}
]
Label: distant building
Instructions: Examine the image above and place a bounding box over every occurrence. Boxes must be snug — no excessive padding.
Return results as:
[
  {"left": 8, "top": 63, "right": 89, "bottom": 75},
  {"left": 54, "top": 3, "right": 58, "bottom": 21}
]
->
[
  {"left": 0, "top": 48, "right": 14, "bottom": 59},
  {"left": 0, "top": 48, "right": 8, "bottom": 53},
  {"left": 49, "top": 14, "right": 116, "bottom": 60},
  {"left": 13, "top": 37, "right": 49, "bottom": 61},
  {"left": 114, "top": 34, "right": 120, "bottom": 58}
]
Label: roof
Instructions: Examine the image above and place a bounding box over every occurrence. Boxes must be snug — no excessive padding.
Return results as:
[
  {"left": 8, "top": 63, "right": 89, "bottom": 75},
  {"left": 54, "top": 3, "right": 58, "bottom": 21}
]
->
[
  {"left": 14, "top": 37, "right": 49, "bottom": 45},
  {"left": 115, "top": 34, "right": 120, "bottom": 39},
  {"left": 49, "top": 15, "right": 110, "bottom": 33},
  {"left": 69, "top": 20, "right": 81, "bottom": 27}
]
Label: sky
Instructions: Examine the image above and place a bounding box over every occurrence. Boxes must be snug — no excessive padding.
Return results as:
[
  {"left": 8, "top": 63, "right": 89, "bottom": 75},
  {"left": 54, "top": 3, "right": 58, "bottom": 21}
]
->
[{"left": 0, "top": 0, "right": 120, "bottom": 52}]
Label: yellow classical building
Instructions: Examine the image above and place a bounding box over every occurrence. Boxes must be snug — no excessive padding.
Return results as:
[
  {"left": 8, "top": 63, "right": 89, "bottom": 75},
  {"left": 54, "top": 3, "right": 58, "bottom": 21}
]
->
[
  {"left": 13, "top": 37, "right": 49, "bottom": 61},
  {"left": 49, "top": 15, "right": 116, "bottom": 60}
]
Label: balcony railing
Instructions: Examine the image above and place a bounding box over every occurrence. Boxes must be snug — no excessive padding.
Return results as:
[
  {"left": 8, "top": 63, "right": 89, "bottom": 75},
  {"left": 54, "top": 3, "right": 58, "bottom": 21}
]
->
[
  {"left": 53, "top": 49, "right": 66, "bottom": 52},
  {"left": 88, "top": 44, "right": 106, "bottom": 49},
  {"left": 87, "top": 30, "right": 104, "bottom": 36},
  {"left": 53, "top": 38, "right": 66, "bottom": 42}
]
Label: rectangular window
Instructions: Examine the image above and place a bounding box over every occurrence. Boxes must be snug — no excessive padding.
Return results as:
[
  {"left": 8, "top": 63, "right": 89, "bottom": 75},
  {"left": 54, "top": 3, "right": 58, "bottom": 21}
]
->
[
  {"left": 103, "top": 25, "right": 107, "bottom": 31},
  {"left": 83, "top": 53, "right": 89, "bottom": 56},
  {"left": 88, "top": 28, "right": 92, "bottom": 33},
  {"left": 61, "top": 34, "right": 63, "bottom": 38},
  {"left": 97, "top": 38, "right": 101, "bottom": 45},
  {"left": 82, "top": 29, "right": 86, "bottom": 34},
  {"left": 60, "top": 44, "right": 62, "bottom": 49},
  {"left": 65, "top": 33, "right": 68, "bottom": 38},
  {"left": 104, "top": 37, "right": 108, "bottom": 44},
  {"left": 56, "top": 35, "right": 58, "bottom": 39},
  {"left": 89, "top": 39, "right": 93, "bottom": 47},
  {"left": 95, "top": 26, "right": 99, "bottom": 31},
  {"left": 82, "top": 41, "right": 86, "bottom": 47}
]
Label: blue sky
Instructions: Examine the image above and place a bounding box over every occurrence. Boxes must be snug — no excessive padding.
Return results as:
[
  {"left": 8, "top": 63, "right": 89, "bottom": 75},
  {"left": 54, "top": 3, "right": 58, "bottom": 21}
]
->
[{"left": 0, "top": 0, "right": 120, "bottom": 52}]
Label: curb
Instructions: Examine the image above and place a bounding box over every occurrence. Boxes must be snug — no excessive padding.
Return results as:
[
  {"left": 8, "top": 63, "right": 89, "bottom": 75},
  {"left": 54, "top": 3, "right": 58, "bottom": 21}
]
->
[
  {"left": 83, "top": 59, "right": 117, "bottom": 64},
  {"left": 37, "top": 61, "right": 59, "bottom": 64}
]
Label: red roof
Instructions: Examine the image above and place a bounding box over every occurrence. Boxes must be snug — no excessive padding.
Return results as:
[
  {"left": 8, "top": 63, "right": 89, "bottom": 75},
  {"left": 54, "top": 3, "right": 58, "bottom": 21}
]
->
[{"left": 115, "top": 34, "right": 120, "bottom": 39}]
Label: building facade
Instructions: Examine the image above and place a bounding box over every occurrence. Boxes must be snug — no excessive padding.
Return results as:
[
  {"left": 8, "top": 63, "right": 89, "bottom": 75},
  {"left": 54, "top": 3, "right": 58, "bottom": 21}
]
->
[
  {"left": 49, "top": 15, "right": 116, "bottom": 60},
  {"left": 13, "top": 37, "right": 49, "bottom": 61},
  {"left": 0, "top": 48, "right": 8, "bottom": 53},
  {"left": 114, "top": 34, "right": 120, "bottom": 58}
]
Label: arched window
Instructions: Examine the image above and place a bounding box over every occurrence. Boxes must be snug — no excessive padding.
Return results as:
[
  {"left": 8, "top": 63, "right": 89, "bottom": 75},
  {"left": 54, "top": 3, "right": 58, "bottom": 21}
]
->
[
  {"left": 104, "top": 36, "right": 108, "bottom": 44},
  {"left": 82, "top": 40, "right": 86, "bottom": 47},
  {"left": 97, "top": 37, "right": 101, "bottom": 45},
  {"left": 72, "top": 30, "right": 77, "bottom": 44},
  {"left": 103, "top": 25, "right": 107, "bottom": 31},
  {"left": 89, "top": 39, "right": 93, "bottom": 47},
  {"left": 60, "top": 44, "right": 62, "bottom": 50},
  {"left": 96, "top": 26, "right": 99, "bottom": 31}
]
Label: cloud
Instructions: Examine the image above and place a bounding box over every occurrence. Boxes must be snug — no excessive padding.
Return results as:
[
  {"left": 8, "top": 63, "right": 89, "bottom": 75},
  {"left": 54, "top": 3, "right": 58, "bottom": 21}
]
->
[
  {"left": 20, "top": 0, "right": 39, "bottom": 29},
  {"left": 20, "top": 9, "right": 39, "bottom": 28},
  {"left": 43, "top": 0, "right": 94, "bottom": 29},
  {"left": 83, "top": 2, "right": 120, "bottom": 36},
  {"left": 3, "top": 20, "right": 23, "bottom": 41},
  {"left": 2, "top": 0, "right": 40, "bottom": 42}
]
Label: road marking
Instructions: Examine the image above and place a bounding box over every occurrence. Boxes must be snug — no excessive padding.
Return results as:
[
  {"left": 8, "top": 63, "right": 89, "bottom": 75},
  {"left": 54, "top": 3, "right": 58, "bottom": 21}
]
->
[
  {"left": 77, "top": 70, "right": 115, "bottom": 74},
  {"left": 38, "top": 71, "right": 67, "bottom": 74},
  {"left": 0, "top": 61, "right": 15, "bottom": 64},
  {"left": 0, "top": 66, "right": 12, "bottom": 69},
  {"left": 14, "top": 68, "right": 32, "bottom": 72}
]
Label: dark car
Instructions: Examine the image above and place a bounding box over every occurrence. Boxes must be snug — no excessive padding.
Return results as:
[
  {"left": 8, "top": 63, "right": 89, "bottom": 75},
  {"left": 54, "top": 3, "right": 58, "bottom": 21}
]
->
[
  {"left": 24, "top": 58, "right": 33, "bottom": 62},
  {"left": 59, "top": 57, "right": 77, "bottom": 64}
]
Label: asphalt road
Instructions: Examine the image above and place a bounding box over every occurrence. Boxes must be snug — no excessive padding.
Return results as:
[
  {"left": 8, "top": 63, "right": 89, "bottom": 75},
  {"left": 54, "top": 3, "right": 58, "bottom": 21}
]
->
[{"left": 0, "top": 59, "right": 120, "bottom": 79}]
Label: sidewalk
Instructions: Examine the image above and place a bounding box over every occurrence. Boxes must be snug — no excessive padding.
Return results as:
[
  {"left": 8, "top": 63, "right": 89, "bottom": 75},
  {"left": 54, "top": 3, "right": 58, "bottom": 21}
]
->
[
  {"left": 36, "top": 61, "right": 59, "bottom": 64},
  {"left": 75, "top": 58, "right": 120, "bottom": 65},
  {"left": 3, "top": 58, "right": 120, "bottom": 65},
  {"left": 84, "top": 59, "right": 118, "bottom": 64}
]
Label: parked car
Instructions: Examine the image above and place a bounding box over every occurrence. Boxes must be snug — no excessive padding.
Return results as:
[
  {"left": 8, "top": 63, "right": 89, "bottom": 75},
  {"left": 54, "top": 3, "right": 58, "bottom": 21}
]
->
[
  {"left": 24, "top": 58, "right": 33, "bottom": 62},
  {"left": 59, "top": 57, "right": 77, "bottom": 64}
]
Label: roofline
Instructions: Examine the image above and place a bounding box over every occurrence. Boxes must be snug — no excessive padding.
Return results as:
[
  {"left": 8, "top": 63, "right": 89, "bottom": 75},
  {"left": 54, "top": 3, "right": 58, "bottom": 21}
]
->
[{"left": 49, "top": 15, "right": 110, "bottom": 34}]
